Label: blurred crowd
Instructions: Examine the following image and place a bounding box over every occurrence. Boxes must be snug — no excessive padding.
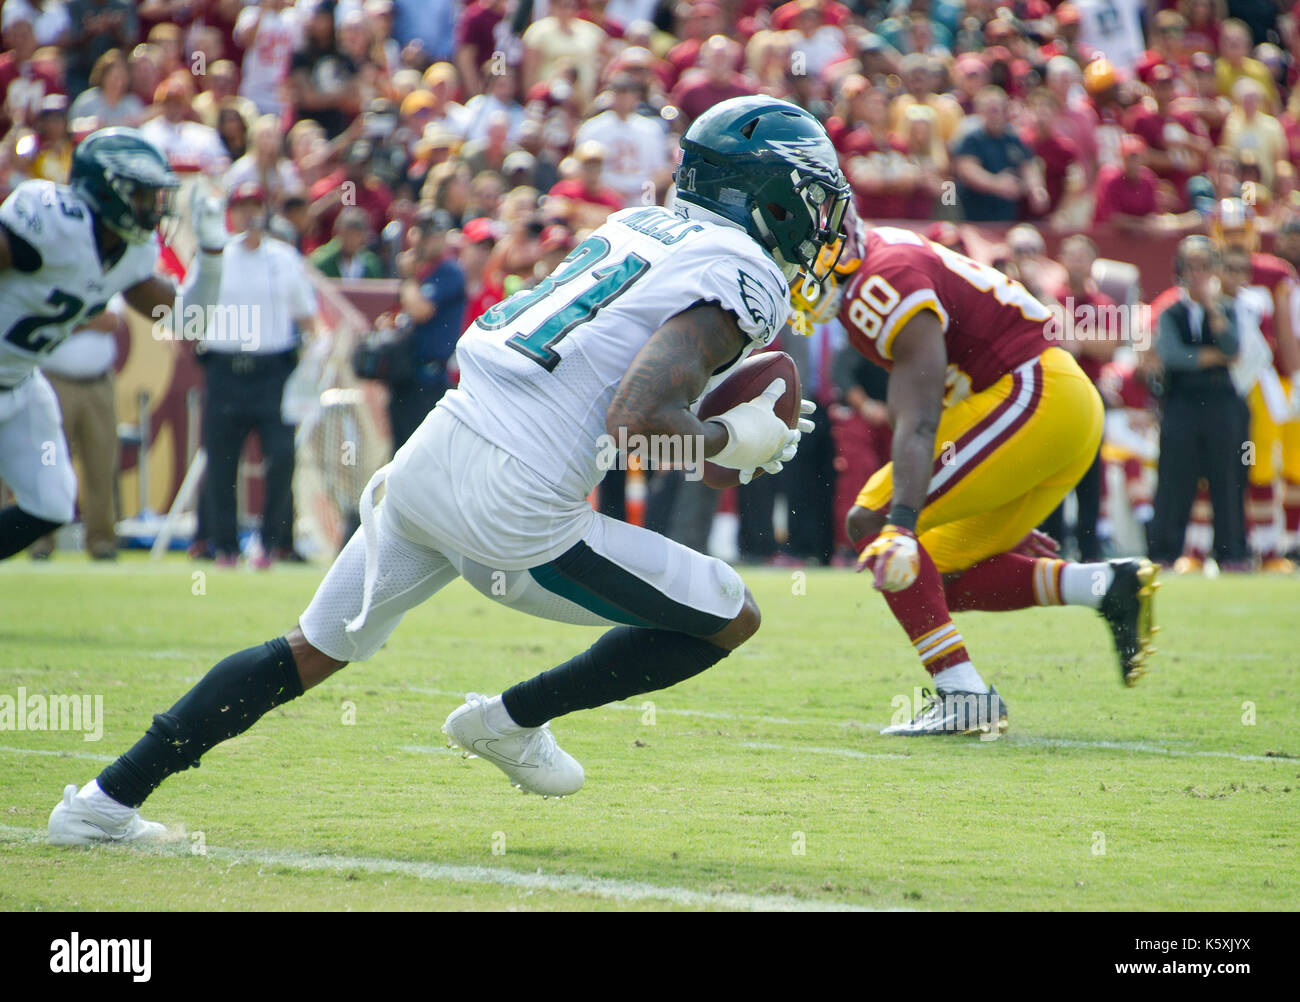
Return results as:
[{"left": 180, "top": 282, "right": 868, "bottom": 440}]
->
[{"left": 3, "top": 0, "right": 1300, "bottom": 572}]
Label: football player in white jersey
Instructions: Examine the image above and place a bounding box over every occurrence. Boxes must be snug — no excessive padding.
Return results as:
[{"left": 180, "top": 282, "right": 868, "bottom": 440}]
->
[
  {"left": 0, "top": 127, "right": 229, "bottom": 560},
  {"left": 47, "top": 96, "right": 851, "bottom": 844}
]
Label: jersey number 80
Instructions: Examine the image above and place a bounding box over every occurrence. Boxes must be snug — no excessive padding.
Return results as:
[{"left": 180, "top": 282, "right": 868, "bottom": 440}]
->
[{"left": 847, "top": 275, "right": 901, "bottom": 341}]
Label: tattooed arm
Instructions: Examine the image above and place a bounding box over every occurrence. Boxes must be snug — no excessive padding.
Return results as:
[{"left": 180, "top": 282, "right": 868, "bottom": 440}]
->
[{"left": 606, "top": 302, "right": 746, "bottom": 458}]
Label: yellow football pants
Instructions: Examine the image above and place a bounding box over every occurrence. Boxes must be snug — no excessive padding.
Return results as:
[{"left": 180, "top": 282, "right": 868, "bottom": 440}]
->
[{"left": 855, "top": 347, "right": 1104, "bottom": 573}]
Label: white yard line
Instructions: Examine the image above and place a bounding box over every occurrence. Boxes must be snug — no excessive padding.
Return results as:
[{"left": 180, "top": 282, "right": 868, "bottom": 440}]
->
[
  {"left": 1002, "top": 735, "right": 1294, "bottom": 764},
  {"left": 0, "top": 745, "right": 116, "bottom": 763},
  {"left": 0, "top": 824, "right": 885, "bottom": 912}
]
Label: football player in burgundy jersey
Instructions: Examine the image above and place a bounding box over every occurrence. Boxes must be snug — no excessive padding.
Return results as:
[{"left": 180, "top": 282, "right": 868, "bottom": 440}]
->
[{"left": 793, "top": 214, "right": 1159, "bottom": 735}]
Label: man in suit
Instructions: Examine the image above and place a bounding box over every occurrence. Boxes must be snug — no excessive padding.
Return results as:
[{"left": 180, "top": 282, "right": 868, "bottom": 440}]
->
[{"left": 1147, "top": 236, "right": 1245, "bottom": 567}]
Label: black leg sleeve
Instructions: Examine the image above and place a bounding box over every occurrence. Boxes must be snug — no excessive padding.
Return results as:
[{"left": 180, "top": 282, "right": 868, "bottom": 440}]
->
[
  {"left": 96, "top": 637, "right": 304, "bottom": 808},
  {"left": 502, "top": 626, "right": 730, "bottom": 728}
]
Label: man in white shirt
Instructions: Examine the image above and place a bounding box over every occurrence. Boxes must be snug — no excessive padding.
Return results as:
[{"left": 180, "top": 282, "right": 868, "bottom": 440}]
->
[
  {"left": 575, "top": 74, "right": 670, "bottom": 207},
  {"left": 200, "top": 181, "right": 318, "bottom": 567},
  {"left": 138, "top": 78, "right": 227, "bottom": 174},
  {"left": 1073, "top": 0, "right": 1148, "bottom": 73}
]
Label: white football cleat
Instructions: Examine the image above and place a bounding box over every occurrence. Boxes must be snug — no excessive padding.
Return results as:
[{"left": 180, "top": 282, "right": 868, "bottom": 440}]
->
[
  {"left": 443, "top": 693, "right": 585, "bottom": 797},
  {"left": 48, "top": 783, "right": 168, "bottom": 847}
]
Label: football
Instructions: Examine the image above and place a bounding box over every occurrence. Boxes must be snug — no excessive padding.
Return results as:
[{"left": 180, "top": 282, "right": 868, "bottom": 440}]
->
[{"left": 696, "top": 350, "right": 802, "bottom": 489}]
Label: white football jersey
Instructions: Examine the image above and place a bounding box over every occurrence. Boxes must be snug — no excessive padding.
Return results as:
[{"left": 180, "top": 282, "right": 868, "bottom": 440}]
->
[
  {"left": 0, "top": 180, "right": 158, "bottom": 386},
  {"left": 434, "top": 205, "right": 791, "bottom": 500}
]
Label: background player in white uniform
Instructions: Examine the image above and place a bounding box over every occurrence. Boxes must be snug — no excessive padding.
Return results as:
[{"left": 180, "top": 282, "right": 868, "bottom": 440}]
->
[
  {"left": 47, "top": 96, "right": 852, "bottom": 844},
  {"left": 0, "top": 127, "right": 228, "bottom": 560}
]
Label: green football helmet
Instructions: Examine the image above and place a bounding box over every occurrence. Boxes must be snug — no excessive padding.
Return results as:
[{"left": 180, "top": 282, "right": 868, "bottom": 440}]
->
[
  {"left": 70, "top": 127, "right": 178, "bottom": 244},
  {"left": 675, "top": 96, "right": 850, "bottom": 288}
]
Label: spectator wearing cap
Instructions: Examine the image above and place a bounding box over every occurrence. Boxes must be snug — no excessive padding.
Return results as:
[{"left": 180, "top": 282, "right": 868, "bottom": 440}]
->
[
  {"left": 951, "top": 86, "right": 1049, "bottom": 222},
  {"left": 950, "top": 53, "right": 989, "bottom": 114},
  {"left": 68, "top": 49, "right": 143, "bottom": 129},
  {"left": 225, "top": 114, "right": 304, "bottom": 212},
  {"left": 201, "top": 182, "right": 320, "bottom": 568},
  {"left": 890, "top": 54, "right": 963, "bottom": 144},
  {"left": 387, "top": 207, "right": 466, "bottom": 449},
  {"left": 286, "top": 0, "right": 361, "bottom": 140},
  {"left": 416, "top": 63, "right": 469, "bottom": 136},
  {"left": 1216, "top": 18, "right": 1279, "bottom": 112},
  {"left": 1125, "top": 63, "right": 1211, "bottom": 206},
  {"left": 547, "top": 141, "right": 624, "bottom": 231},
  {"left": 310, "top": 206, "right": 385, "bottom": 278},
  {"left": 16, "top": 93, "right": 70, "bottom": 182},
  {"left": 522, "top": 0, "right": 608, "bottom": 106},
  {"left": 1222, "top": 77, "right": 1286, "bottom": 188},
  {"left": 305, "top": 138, "right": 393, "bottom": 254},
  {"left": 670, "top": 36, "right": 755, "bottom": 126},
  {"left": 459, "top": 216, "right": 500, "bottom": 326},
  {"left": 64, "top": 0, "right": 136, "bottom": 97},
  {"left": 139, "top": 75, "right": 228, "bottom": 174},
  {"left": 576, "top": 74, "right": 670, "bottom": 207}
]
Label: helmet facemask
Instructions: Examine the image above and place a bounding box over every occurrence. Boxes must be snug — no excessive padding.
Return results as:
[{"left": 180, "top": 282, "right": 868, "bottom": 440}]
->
[{"left": 106, "top": 173, "right": 176, "bottom": 244}]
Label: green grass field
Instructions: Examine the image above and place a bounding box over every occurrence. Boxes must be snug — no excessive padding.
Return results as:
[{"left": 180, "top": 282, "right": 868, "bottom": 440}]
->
[{"left": 1, "top": 556, "right": 1296, "bottom": 912}]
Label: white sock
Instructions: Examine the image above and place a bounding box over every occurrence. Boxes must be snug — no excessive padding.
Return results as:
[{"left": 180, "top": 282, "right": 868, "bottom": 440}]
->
[
  {"left": 1060, "top": 563, "right": 1114, "bottom": 608},
  {"left": 78, "top": 779, "right": 135, "bottom": 819},
  {"left": 484, "top": 694, "right": 525, "bottom": 733},
  {"left": 932, "top": 661, "right": 988, "bottom": 694}
]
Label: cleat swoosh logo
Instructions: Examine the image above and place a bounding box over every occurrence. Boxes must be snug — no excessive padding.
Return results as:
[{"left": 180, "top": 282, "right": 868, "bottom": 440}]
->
[
  {"left": 80, "top": 819, "right": 128, "bottom": 841},
  {"left": 469, "top": 738, "right": 537, "bottom": 769}
]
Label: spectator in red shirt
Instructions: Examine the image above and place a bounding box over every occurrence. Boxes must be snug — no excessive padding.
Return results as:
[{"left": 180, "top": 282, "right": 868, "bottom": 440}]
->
[
  {"left": 1136, "top": 10, "right": 1190, "bottom": 84},
  {"left": 306, "top": 139, "right": 394, "bottom": 254},
  {"left": 0, "top": 17, "right": 62, "bottom": 133},
  {"left": 840, "top": 85, "right": 911, "bottom": 220},
  {"left": 455, "top": 0, "right": 505, "bottom": 97},
  {"left": 1051, "top": 233, "right": 1121, "bottom": 386},
  {"left": 1125, "top": 63, "right": 1211, "bottom": 207},
  {"left": 1173, "top": 51, "right": 1231, "bottom": 145},
  {"left": 1021, "top": 88, "right": 1080, "bottom": 216},
  {"left": 1095, "top": 134, "right": 1160, "bottom": 229},
  {"left": 662, "top": 1, "right": 726, "bottom": 91},
  {"left": 546, "top": 140, "right": 623, "bottom": 230},
  {"left": 671, "top": 35, "right": 756, "bottom": 125}
]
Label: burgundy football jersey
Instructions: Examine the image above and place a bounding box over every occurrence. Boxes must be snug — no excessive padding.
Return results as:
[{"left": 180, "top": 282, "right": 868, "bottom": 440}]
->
[{"left": 838, "top": 226, "right": 1053, "bottom": 401}]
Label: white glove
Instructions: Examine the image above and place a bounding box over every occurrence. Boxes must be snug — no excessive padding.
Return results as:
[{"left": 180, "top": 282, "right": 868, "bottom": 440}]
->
[
  {"left": 190, "top": 185, "right": 229, "bottom": 254},
  {"left": 709, "top": 377, "right": 800, "bottom": 485},
  {"left": 758, "top": 398, "right": 817, "bottom": 476}
]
